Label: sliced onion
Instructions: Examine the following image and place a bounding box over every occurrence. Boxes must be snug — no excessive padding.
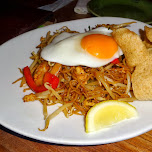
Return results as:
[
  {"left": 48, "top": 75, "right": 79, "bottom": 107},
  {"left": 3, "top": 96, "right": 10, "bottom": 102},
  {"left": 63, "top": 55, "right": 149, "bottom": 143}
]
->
[
  {"left": 44, "top": 82, "right": 62, "bottom": 100},
  {"left": 125, "top": 73, "right": 131, "bottom": 94},
  {"left": 95, "top": 71, "right": 115, "bottom": 99},
  {"left": 43, "top": 99, "right": 48, "bottom": 120},
  {"left": 39, "top": 103, "right": 73, "bottom": 131}
]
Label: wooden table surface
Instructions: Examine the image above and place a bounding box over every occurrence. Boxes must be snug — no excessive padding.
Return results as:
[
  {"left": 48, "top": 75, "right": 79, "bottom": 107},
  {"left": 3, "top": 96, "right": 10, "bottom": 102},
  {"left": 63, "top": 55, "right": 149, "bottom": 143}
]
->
[{"left": 0, "top": 0, "right": 152, "bottom": 151}]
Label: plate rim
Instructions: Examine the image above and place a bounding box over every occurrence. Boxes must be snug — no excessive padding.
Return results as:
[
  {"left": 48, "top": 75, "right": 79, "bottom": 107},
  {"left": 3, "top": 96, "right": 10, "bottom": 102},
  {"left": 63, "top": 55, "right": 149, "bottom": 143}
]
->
[{"left": 0, "top": 17, "right": 152, "bottom": 145}]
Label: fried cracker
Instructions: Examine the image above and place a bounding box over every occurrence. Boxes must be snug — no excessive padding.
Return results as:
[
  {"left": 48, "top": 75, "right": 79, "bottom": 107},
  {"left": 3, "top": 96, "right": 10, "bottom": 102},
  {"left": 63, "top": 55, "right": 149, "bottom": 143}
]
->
[
  {"left": 112, "top": 28, "right": 149, "bottom": 67},
  {"left": 143, "top": 39, "right": 152, "bottom": 48},
  {"left": 145, "top": 26, "right": 152, "bottom": 42},
  {"left": 143, "top": 26, "right": 152, "bottom": 48},
  {"left": 131, "top": 53, "right": 152, "bottom": 100}
]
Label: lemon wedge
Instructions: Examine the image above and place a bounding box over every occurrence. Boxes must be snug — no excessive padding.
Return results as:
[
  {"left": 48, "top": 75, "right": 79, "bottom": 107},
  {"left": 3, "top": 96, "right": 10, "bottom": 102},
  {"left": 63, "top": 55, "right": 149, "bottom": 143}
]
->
[{"left": 85, "top": 100, "right": 138, "bottom": 133}]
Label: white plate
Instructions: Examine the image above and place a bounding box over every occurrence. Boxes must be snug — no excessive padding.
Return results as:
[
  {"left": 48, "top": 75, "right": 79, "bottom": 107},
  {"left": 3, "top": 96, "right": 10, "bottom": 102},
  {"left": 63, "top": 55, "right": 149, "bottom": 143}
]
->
[{"left": 0, "top": 17, "right": 152, "bottom": 145}]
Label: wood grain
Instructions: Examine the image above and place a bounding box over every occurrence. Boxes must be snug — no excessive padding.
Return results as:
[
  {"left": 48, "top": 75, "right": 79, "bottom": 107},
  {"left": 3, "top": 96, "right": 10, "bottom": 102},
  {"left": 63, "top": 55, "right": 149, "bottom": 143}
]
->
[{"left": 0, "top": 126, "right": 152, "bottom": 152}]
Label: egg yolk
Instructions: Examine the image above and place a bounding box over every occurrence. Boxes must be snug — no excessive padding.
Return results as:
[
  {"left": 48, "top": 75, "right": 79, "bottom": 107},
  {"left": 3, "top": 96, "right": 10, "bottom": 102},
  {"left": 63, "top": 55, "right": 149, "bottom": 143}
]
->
[{"left": 81, "top": 34, "right": 118, "bottom": 59}]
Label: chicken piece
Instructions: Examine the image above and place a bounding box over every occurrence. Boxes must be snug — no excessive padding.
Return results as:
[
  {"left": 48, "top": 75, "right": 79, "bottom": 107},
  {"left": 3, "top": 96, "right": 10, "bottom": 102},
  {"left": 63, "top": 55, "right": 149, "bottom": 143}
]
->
[
  {"left": 33, "top": 61, "right": 50, "bottom": 86},
  {"left": 23, "top": 93, "right": 37, "bottom": 102},
  {"left": 76, "top": 67, "right": 88, "bottom": 83},
  {"left": 131, "top": 53, "right": 152, "bottom": 100},
  {"left": 112, "top": 28, "right": 149, "bottom": 67},
  {"left": 50, "top": 63, "right": 62, "bottom": 76}
]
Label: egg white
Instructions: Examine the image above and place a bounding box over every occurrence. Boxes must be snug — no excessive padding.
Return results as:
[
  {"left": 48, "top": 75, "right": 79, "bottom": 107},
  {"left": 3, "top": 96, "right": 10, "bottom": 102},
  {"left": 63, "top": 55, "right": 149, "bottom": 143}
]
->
[{"left": 41, "top": 27, "right": 123, "bottom": 67}]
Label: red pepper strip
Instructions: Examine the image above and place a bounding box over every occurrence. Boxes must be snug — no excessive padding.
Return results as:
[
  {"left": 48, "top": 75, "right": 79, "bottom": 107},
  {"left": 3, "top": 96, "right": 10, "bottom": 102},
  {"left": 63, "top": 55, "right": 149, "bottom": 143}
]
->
[
  {"left": 111, "top": 58, "right": 120, "bottom": 64},
  {"left": 35, "top": 85, "right": 47, "bottom": 93},
  {"left": 43, "top": 72, "right": 59, "bottom": 89},
  {"left": 23, "top": 66, "right": 47, "bottom": 93},
  {"left": 23, "top": 66, "right": 59, "bottom": 93}
]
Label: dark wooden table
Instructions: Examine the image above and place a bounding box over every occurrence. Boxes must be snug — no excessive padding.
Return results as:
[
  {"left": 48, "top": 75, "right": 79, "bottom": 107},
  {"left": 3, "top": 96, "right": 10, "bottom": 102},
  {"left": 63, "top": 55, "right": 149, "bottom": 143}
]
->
[{"left": 0, "top": 0, "right": 152, "bottom": 151}]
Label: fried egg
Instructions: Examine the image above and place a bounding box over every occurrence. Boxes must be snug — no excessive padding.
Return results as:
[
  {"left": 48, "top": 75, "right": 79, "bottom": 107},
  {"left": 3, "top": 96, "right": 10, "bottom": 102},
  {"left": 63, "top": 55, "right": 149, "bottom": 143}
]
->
[{"left": 41, "top": 27, "right": 123, "bottom": 67}]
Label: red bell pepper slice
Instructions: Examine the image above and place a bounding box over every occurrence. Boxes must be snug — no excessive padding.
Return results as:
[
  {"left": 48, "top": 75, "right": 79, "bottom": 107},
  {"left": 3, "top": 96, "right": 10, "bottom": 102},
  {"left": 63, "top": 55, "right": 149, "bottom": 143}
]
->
[
  {"left": 111, "top": 58, "right": 120, "bottom": 64},
  {"left": 23, "top": 66, "right": 59, "bottom": 93},
  {"left": 43, "top": 72, "right": 59, "bottom": 89},
  {"left": 23, "top": 66, "right": 38, "bottom": 92}
]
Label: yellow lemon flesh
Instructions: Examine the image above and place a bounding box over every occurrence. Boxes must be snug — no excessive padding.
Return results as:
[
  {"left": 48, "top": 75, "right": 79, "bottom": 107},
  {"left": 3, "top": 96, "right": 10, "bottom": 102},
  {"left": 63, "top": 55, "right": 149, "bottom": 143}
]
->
[{"left": 85, "top": 100, "right": 138, "bottom": 133}]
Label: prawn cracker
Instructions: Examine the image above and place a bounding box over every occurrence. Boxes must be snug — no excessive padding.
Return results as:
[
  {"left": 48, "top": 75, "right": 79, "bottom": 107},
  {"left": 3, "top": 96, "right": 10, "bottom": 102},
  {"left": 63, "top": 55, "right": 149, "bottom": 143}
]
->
[
  {"left": 132, "top": 53, "right": 152, "bottom": 100},
  {"left": 112, "top": 28, "right": 149, "bottom": 67}
]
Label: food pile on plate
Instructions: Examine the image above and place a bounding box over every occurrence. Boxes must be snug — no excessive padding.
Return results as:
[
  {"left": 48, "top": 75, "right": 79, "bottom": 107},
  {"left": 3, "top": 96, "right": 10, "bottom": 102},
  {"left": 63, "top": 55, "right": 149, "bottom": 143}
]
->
[{"left": 14, "top": 22, "right": 152, "bottom": 132}]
